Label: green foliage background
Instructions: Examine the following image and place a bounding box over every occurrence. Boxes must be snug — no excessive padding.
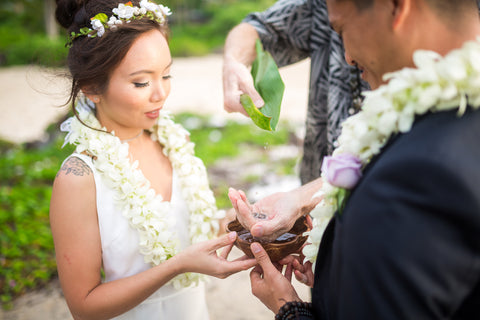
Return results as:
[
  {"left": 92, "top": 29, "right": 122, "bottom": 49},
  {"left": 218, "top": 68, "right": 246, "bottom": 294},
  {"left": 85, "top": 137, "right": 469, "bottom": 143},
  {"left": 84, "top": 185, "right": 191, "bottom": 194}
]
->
[{"left": 0, "top": 0, "right": 275, "bottom": 66}]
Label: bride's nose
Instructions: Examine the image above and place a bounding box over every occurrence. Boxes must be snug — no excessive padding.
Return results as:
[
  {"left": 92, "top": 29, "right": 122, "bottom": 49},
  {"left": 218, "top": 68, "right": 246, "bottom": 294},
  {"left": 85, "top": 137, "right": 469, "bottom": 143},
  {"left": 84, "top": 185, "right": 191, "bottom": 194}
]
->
[{"left": 150, "top": 81, "right": 170, "bottom": 103}]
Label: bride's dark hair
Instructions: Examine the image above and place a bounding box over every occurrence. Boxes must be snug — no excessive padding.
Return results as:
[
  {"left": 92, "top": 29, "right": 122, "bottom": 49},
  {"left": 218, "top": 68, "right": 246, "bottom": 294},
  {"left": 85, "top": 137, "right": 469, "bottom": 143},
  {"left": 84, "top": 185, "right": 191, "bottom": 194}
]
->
[{"left": 55, "top": 0, "right": 170, "bottom": 117}]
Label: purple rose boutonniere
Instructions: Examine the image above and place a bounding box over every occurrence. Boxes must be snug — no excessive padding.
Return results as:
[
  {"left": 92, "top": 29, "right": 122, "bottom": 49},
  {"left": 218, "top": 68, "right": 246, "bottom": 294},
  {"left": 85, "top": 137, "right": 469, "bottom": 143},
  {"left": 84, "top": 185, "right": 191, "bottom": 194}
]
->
[
  {"left": 322, "top": 153, "right": 362, "bottom": 213},
  {"left": 322, "top": 154, "right": 362, "bottom": 189}
]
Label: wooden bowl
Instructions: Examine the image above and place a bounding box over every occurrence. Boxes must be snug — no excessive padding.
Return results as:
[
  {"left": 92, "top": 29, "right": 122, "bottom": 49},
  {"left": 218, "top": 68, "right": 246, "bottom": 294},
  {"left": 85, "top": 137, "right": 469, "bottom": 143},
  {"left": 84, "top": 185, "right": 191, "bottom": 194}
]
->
[{"left": 226, "top": 216, "right": 310, "bottom": 261}]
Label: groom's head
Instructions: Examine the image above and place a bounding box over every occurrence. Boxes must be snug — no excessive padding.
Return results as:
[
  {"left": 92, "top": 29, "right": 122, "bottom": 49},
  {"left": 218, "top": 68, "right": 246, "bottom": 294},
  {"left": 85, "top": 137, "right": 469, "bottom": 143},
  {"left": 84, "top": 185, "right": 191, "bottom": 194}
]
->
[{"left": 326, "top": 0, "right": 480, "bottom": 89}]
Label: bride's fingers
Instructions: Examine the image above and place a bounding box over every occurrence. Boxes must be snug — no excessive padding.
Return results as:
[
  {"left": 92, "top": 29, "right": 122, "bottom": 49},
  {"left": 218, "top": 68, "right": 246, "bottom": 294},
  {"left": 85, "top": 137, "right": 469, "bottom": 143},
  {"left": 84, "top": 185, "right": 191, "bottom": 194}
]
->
[
  {"left": 233, "top": 254, "right": 254, "bottom": 262},
  {"left": 209, "top": 232, "right": 237, "bottom": 253},
  {"left": 219, "top": 241, "right": 234, "bottom": 259}
]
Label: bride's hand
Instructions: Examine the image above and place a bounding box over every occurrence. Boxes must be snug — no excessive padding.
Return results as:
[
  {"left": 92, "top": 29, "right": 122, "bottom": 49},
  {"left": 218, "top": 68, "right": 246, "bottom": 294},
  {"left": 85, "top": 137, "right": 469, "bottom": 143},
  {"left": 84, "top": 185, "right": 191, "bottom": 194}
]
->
[{"left": 177, "top": 232, "right": 256, "bottom": 279}]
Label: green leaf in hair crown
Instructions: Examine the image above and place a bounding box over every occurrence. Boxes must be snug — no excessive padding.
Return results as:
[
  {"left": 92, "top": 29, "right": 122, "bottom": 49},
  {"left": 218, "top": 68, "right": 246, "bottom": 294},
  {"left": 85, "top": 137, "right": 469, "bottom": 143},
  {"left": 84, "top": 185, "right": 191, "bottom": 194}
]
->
[{"left": 241, "top": 39, "right": 285, "bottom": 131}]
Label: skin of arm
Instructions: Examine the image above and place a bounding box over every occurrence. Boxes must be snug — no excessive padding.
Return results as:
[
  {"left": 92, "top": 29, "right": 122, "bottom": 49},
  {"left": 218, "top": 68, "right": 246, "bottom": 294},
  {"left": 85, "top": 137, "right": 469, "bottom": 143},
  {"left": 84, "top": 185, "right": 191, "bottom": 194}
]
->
[
  {"left": 228, "top": 177, "right": 323, "bottom": 241},
  {"left": 223, "top": 22, "right": 264, "bottom": 115},
  {"left": 50, "top": 157, "right": 256, "bottom": 320}
]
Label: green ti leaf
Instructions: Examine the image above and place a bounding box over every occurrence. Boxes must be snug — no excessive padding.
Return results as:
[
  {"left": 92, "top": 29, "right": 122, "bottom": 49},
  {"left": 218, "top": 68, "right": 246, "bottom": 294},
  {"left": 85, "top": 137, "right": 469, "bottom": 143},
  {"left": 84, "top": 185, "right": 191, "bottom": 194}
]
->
[
  {"left": 92, "top": 13, "right": 108, "bottom": 24},
  {"left": 241, "top": 39, "right": 285, "bottom": 131},
  {"left": 240, "top": 94, "right": 272, "bottom": 131}
]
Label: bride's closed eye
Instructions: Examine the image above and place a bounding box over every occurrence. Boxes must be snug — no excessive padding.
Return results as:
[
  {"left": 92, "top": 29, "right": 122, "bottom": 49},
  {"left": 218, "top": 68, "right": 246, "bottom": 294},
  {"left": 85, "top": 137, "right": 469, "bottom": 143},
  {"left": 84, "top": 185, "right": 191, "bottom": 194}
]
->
[{"left": 134, "top": 81, "right": 150, "bottom": 88}]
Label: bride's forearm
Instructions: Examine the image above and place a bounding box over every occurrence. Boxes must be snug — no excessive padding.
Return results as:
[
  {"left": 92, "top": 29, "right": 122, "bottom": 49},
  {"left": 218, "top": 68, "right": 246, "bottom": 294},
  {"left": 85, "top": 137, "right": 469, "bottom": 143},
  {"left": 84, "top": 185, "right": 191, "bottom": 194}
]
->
[{"left": 66, "top": 257, "right": 182, "bottom": 320}]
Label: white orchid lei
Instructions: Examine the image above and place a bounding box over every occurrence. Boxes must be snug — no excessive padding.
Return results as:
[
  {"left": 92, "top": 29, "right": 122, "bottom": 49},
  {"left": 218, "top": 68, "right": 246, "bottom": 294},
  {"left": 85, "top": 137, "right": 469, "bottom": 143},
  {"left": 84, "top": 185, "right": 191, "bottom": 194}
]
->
[
  {"left": 68, "top": 0, "right": 171, "bottom": 46},
  {"left": 61, "top": 99, "right": 224, "bottom": 288},
  {"left": 302, "top": 38, "right": 480, "bottom": 265}
]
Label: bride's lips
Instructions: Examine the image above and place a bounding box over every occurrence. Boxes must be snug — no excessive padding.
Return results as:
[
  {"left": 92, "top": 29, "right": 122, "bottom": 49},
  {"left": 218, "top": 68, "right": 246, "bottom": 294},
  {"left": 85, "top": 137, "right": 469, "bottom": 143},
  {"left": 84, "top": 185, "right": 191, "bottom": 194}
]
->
[{"left": 145, "top": 108, "right": 161, "bottom": 119}]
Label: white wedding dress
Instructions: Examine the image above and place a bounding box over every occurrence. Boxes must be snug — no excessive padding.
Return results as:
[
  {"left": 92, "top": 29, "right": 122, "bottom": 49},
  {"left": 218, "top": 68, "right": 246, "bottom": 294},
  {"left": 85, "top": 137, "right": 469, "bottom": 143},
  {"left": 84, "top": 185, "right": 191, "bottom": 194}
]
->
[{"left": 66, "top": 153, "right": 210, "bottom": 320}]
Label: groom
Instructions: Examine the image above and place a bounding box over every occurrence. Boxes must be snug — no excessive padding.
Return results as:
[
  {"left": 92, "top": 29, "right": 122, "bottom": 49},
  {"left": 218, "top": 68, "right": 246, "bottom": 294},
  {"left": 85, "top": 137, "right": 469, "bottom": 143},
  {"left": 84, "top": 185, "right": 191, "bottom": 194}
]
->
[{"left": 228, "top": 0, "right": 480, "bottom": 318}]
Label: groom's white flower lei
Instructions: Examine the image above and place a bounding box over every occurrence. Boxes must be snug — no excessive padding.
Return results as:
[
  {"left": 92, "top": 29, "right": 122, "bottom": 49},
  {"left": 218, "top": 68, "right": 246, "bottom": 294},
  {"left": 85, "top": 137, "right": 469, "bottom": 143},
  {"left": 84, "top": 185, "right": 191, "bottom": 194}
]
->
[
  {"left": 303, "top": 38, "right": 480, "bottom": 265},
  {"left": 68, "top": 0, "right": 171, "bottom": 46},
  {"left": 61, "top": 99, "right": 225, "bottom": 288}
]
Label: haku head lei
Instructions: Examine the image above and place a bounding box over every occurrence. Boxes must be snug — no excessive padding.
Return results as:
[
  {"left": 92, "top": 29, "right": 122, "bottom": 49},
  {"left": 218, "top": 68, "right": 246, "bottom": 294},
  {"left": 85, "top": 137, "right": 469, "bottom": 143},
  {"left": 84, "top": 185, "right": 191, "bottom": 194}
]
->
[{"left": 67, "top": 0, "right": 172, "bottom": 47}]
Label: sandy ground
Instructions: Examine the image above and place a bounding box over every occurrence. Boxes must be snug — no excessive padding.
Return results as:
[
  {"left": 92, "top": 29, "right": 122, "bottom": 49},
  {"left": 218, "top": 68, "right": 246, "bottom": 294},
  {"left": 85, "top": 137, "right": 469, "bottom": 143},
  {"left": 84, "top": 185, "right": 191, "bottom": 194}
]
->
[{"left": 0, "top": 54, "right": 311, "bottom": 320}]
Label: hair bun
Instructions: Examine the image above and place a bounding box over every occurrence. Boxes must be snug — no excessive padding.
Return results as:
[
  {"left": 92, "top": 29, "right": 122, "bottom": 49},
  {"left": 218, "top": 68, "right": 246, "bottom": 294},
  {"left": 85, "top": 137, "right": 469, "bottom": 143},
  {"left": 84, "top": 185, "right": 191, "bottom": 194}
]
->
[{"left": 55, "top": 0, "right": 84, "bottom": 29}]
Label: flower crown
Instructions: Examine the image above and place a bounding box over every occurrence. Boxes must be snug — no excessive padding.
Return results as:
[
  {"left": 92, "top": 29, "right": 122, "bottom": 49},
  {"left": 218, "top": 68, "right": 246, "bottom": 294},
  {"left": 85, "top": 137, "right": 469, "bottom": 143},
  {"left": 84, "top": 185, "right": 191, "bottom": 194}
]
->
[{"left": 67, "top": 0, "right": 172, "bottom": 47}]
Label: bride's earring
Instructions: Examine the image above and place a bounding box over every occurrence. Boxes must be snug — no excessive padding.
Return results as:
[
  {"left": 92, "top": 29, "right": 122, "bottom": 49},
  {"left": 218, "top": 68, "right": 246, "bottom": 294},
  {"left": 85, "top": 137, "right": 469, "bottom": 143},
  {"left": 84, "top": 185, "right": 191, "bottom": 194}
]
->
[{"left": 92, "top": 97, "right": 100, "bottom": 103}]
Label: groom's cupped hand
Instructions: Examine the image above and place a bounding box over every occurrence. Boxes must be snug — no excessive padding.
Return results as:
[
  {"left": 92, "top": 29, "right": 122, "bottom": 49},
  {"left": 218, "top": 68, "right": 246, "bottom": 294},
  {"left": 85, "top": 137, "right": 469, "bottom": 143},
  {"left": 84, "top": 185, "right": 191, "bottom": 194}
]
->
[{"left": 249, "top": 242, "right": 301, "bottom": 314}]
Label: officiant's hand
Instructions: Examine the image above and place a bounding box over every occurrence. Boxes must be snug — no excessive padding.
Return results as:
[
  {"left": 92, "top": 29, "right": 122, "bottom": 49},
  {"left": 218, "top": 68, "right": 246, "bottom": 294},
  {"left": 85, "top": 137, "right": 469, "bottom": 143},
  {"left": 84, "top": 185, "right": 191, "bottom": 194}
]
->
[
  {"left": 249, "top": 242, "right": 301, "bottom": 313},
  {"left": 178, "top": 232, "right": 256, "bottom": 279},
  {"left": 228, "top": 187, "right": 317, "bottom": 241},
  {"left": 223, "top": 52, "right": 264, "bottom": 116},
  {"left": 279, "top": 254, "right": 314, "bottom": 288}
]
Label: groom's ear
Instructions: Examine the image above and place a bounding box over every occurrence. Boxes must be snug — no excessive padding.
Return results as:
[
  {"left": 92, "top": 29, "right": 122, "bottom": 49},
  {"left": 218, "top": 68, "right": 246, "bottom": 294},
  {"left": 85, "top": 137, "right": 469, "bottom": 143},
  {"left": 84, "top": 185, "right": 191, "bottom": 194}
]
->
[{"left": 391, "top": 0, "right": 412, "bottom": 31}]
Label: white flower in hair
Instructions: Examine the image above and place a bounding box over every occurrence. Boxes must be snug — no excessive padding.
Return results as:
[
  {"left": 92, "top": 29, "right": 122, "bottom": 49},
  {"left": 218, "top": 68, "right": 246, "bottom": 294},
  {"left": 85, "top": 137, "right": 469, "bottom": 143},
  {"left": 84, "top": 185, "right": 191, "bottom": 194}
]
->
[
  {"left": 159, "top": 5, "right": 172, "bottom": 16},
  {"left": 67, "top": 1, "right": 172, "bottom": 46},
  {"left": 90, "top": 19, "right": 105, "bottom": 37},
  {"left": 140, "top": 0, "right": 159, "bottom": 12},
  {"left": 107, "top": 16, "right": 123, "bottom": 30},
  {"left": 113, "top": 3, "right": 136, "bottom": 19}
]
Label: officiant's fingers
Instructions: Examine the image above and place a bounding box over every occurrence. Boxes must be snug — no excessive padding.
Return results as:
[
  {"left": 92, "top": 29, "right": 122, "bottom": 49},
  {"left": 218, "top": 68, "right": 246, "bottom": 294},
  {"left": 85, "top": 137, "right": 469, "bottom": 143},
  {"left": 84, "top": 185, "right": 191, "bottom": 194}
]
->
[
  {"left": 238, "top": 189, "right": 248, "bottom": 202},
  {"left": 228, "top": 188, "right": 251, "bottom": 206},
  {"left": 284, "top": 263, "right": 293, "bottom": 282},
  {"left": 294, "top": 270, "right": 309, "bottom": 285},
  {"left": 228, "top": 188, "right": 241, "bottom": 212},
  {"left": 236, "top": 200, "right": 257, "bottom": 229},
  {"left": 236, "top": 189, "right": 254, "bottom": 212}
]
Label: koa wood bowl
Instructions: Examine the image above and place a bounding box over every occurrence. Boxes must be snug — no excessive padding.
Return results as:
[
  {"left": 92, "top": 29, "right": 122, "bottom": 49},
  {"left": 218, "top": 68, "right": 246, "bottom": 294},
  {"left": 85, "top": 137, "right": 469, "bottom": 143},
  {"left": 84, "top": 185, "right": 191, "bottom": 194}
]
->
[{"left": 226, "top": 216, "right": 310, "bottom": 262}]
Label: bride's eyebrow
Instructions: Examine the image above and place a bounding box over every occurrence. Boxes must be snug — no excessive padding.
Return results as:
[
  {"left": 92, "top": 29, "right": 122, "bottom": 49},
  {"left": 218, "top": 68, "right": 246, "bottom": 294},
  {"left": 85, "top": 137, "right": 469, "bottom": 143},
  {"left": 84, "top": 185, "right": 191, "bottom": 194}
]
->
[{"left": 129, "top": 60, "right": 173, "bottom": 76}]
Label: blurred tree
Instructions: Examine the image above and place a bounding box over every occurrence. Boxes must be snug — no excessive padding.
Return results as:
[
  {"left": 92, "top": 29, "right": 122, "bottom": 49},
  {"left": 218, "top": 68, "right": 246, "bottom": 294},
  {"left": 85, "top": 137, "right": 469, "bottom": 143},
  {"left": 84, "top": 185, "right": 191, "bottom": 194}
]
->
[
  {"left": 0, "top": 0, "right": 44, "bottom": 32},
  {"left": 44, "top": 0, "right": 58, "bottom": 38}
]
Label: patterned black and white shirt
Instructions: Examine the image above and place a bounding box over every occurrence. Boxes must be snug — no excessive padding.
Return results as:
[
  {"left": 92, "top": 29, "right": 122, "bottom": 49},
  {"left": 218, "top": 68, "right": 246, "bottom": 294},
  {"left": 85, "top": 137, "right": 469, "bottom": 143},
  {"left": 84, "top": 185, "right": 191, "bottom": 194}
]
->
[{"left": 244, "top": 0, "right": 370, "bottom": 184}]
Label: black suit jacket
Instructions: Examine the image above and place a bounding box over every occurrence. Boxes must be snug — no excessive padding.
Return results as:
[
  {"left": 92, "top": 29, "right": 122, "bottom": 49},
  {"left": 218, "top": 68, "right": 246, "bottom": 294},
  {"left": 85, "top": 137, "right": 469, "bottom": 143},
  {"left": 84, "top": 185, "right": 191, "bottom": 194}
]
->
[{"left": 306, "top": 108, "right": 480, "bottom": 319}]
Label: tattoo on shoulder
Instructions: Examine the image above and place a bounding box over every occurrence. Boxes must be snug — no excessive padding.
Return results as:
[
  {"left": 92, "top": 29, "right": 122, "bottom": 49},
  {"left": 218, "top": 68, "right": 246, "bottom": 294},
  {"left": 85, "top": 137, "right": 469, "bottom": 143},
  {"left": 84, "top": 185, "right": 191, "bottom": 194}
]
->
[{"left": 57, "top": 157, "right": 92, "bottom": 177}]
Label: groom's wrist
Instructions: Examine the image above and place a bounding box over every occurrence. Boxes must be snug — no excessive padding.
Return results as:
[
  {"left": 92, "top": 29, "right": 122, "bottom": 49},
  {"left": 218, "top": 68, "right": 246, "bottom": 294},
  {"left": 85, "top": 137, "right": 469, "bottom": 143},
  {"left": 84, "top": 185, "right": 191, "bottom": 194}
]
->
[{"left": 275, "top": 301, "right": 313, "bottom": 320}]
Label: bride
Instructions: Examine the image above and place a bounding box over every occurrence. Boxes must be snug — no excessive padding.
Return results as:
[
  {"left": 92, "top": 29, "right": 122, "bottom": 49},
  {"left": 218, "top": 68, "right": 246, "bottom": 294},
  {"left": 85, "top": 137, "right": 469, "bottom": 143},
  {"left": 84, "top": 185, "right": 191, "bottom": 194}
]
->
[{"left": 50, "top": 0, "right": 256, "bottom": 319}]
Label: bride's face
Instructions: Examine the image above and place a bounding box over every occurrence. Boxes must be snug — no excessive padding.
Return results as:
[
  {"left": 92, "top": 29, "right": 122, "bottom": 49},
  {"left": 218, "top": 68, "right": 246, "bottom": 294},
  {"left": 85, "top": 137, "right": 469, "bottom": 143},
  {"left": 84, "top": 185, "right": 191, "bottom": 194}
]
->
[{"left": 94, "top": 29, "right": 172, "bottom": 139}]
